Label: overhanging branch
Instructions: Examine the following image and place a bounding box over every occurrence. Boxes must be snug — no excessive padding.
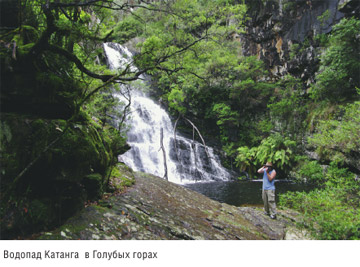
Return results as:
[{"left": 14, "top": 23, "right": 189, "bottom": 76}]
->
[
  {"left": 46, "top": 44, "right": 114, "bottom": 82},
  {"left": 44, "top": 44, "right": 150, "bottom": 83},
  {"left": 49, "top": 0, "right": 113, "bottom": 8},
  {"left": 48, "top": 0, "right": 184, "bottom": 18}
]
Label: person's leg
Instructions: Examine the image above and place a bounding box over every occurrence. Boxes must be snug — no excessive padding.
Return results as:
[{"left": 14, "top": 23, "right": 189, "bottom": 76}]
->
[
  {"left": 268, "top": 190, "right": 276, "bottom": 219},
  {"left": 262, "top": 190, "right": 269, "bottom": 215}
]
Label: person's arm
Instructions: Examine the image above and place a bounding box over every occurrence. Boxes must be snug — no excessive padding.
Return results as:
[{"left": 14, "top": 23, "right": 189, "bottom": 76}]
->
[
  {"left": 257, "top": 166, "right": 265, "bottom": 173},
  {"left": 267, "top": 170, "right": 276, "bottom": 181}
]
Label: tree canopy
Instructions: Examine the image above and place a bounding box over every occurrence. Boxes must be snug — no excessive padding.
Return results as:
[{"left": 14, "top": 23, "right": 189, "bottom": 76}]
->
[{"left": 1, "top": 0, "right": 360, "bottom": 240}]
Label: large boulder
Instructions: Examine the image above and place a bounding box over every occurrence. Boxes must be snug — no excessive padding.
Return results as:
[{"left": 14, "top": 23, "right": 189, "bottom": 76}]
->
[{"left": 38, "top": 171, "right": 311, "bottom": 240}]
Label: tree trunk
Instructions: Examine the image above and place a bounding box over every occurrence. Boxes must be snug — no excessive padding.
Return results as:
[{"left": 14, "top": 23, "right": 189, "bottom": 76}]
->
[{"left": 160, "top": 128, "right": 168, "bottom": 181}]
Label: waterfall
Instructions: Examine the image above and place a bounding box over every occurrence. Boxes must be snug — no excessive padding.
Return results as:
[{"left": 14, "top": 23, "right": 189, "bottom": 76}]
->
[{"left": 103, "top": 42, "right": 234, "bottom": 184}]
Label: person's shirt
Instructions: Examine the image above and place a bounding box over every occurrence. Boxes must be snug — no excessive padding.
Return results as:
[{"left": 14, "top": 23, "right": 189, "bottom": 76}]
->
[{"left": 263, "top": 169, "right": 275, "bottom": 190}]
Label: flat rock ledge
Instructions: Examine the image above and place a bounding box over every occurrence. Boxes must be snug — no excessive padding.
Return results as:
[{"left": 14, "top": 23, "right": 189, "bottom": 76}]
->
[{"left": 39, "top": 171, "right": 311, "bottom": 240}]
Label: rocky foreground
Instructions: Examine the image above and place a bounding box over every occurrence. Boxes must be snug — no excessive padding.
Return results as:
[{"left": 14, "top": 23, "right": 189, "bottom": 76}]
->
[{"left": 38, "top": 167, "right": 311, "bottom": 240}]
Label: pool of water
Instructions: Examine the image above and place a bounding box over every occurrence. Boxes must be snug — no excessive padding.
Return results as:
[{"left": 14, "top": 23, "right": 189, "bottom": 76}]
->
[{"left": 184, "top": 180, "right": 315, "bottom": 207}]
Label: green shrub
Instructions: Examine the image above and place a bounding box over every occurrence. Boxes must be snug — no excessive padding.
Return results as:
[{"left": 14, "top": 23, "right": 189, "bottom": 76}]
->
[
  {"left": 280, "top": 188, "right": 360, "bottom": 239},
  {"left": 310, "top": 17, "right": 360, "bottom": 101},
  {"left": 294, "top": 160, "right": 324, "bottom": 184},
  {"left": 308, "top": 101, "right": 360, "bottom": 169},
  {"left": 268, "top": 75, "right": 307, "bottom": 136},
  {"left": 325, "top": 163, "right": 358, "bottom": 191},
  {"left": 280, "top": 164, "right": 360, "bottom": 240},
  {"left": 235, "top": 133, "right": 296, "bottom": 176},
  {"left": 113, "top": 16, "right": 143, "bottom": 44}
]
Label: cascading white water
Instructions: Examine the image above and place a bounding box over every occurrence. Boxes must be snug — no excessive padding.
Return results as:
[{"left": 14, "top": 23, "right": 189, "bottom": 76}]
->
[{"left": 103, "top": 42, "right": 233, "bottom": 184}]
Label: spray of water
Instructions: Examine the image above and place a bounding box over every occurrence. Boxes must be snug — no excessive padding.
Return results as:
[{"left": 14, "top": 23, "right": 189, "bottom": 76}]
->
[{"left": 103, "top": 42, "right": 233, "bottom": 184}]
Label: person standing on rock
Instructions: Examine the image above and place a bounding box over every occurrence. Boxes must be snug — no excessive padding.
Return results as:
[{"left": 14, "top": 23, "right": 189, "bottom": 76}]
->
[{"left": 257, "top": 162, "right": 277, "bottom": 219}]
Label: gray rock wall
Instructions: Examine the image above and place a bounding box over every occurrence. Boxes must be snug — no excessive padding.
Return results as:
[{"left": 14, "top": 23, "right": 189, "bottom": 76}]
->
[{"left": 240, "top": 0, "right": 359, "bottom": 82}]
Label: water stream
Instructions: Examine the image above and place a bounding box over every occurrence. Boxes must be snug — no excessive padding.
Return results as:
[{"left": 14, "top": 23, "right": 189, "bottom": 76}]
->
[
  {"left": 103, "top": 42, "right": 233, "bottom": 184},
  {"left": 102, "top": 42, "right": 316, "bottom": 206}
]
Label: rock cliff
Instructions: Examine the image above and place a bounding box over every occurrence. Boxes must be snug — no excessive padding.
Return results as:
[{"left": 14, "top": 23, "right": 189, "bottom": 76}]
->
[{"left": 240, "top": 0, "right": 359, "bottom": 83}]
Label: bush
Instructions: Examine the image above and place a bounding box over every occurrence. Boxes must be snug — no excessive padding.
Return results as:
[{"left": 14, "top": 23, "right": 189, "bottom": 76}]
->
[
  {"left": 280, "top": 188, "right": 360, "bottom": 239},
  {"left": 235, "top": 133, "right": 296, "bottom": 176},
  {"left": 310, "top": 17, "right": 360, "bottom": 101},
  {"left": 325, "top": 163, "right": 358, "bottom": 191},
  {"left": 308, "top": 101, "right": 360, "bottom": 170},
  {"left": 293, "top": 159, "right": 324, "bottom": 184},
  {"left": 268, "top": 75, "right": 307, "bottom": 136},
  {"left": 280, "top": 164, "right": 360, "bottom": 240},
  {"left": 113, "top": 16, "right": 143, "bottom": 44}
]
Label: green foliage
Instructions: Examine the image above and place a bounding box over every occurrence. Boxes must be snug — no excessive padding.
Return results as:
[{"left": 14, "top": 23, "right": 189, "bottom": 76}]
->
[
  {"left": 282, "top": 0, "right": 298, "bottom": 12},
  {"left": 214, "top": 56, "right": 275, "bottom": 145},
  {"left": 0, "top": 112, "right": 128, "bottom": 238},
  {"left": 325, "top": 162, "right": 357, "bottom": 190},
  {"left": 108, "top": 163, "right": 135, "bottom": 192},
  {"left": 85, "top": 87, "right": 125, "bottom": 130},
  {"left": 318, "top": 9, "right": 331, "bottom": 28},
  {"left": 235, "top": 133, "right": 296, "bottom": 175},
  {"left": 289, "top": 43, "right": 300, "bottom": 60},
  {"left": 1, "top": 0, "right": 358, "bottom": 240},
  {"left": 222, "top": 142, "right": 237, "bottom": 161},
  {"left": 128, "top": 0, "right": 271, "bottom": 147},
  {"left": 280, "top": 161, "right": 360, "bottom": 239},
  {"left": 205, "top": 54, "right": 274, "bottom": 145},
  {"left": 310, "top": 17, "right": 360, "bottom": 101},
  {"left": 308, "top": 101, "right": 360, "bottom": 166},
  {"left": 257, "top": 134, "right": 296, "bottom": 166},
  {"left": 314, "top": 33, "right": 329, "bottom": 47},
  {"left": 268, "top": 75, "right": 307, "bottom": 136},
  {"left": 113, "top": 16, "right": 143, "bottom": 44},
  {"left": 211, "top": 103, "right": 239, "bottom": 143},
  {"left": 279, "top": 188, "right": 360, "bottom": 239},
  {"left": 294, "top": 159, "right": 324, "bottom": 184},
  {"left": 168, "top": 85, "right": 187, "bottom": 115},
  {"left": 288, "top": 38, "right": 310, "bottom": 60},
  {"left": 235, "top": 146, "right": 257, "bottom": 174},
  {"left": 135, "top": 35, "right": 168, "bottom": 72}
]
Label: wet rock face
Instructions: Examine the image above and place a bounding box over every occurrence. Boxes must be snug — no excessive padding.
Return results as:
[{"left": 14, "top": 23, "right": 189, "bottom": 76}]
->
[
  {"left": 241, "top": 0, "right": 358, "bottom": 81},
  {"left": 39, "top": 172, "right": 310, "bottom": 240}
]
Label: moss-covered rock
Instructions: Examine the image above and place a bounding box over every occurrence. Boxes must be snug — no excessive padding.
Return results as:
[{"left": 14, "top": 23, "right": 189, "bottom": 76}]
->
[
  {"left": 0, "top": 113, "right": 129, "bottom": 239},
  {"left": 107, "top": 163, "right": 135, "bottom": 193},
  {"left": 82, "top": 174, "right": 104, "bottom": 200}
]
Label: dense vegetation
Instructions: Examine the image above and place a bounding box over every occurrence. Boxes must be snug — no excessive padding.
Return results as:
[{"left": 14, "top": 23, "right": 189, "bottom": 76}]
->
[
  {"left": 0, "top": 0, "right": 149, "bottom": 238},
  {"left": 126, "top": 1, "right": 360, "bottom": 239},
  {"left": 1, "top": 0, "right": 359, "bottom": 239}
]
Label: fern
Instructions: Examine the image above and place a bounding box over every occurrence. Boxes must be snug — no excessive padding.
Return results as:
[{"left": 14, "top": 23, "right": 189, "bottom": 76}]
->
[{"left": 235, "top": 133, "right": 296, "bottom": 176}]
